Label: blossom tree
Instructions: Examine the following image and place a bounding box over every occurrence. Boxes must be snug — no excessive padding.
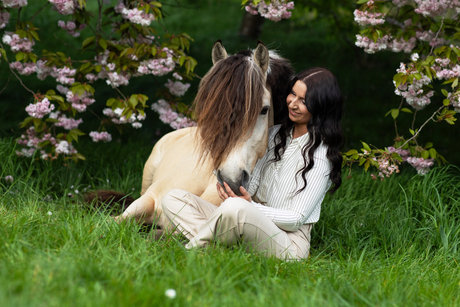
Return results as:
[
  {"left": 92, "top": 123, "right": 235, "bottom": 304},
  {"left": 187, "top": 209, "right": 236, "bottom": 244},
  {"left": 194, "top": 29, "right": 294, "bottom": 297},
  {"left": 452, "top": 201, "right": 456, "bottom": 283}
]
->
[
  {"left": 0, "top": 0, "right": 197, "bottom": 162},
  {"left": 243, "top": 0, "right": 459, "bottom": 178}
]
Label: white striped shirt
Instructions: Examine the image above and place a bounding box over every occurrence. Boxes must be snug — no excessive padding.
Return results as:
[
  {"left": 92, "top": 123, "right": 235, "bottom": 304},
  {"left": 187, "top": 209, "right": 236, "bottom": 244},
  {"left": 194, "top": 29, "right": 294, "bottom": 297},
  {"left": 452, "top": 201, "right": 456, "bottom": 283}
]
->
[{"left": 248, "top": 125, "right": 332, "bottom": 231}]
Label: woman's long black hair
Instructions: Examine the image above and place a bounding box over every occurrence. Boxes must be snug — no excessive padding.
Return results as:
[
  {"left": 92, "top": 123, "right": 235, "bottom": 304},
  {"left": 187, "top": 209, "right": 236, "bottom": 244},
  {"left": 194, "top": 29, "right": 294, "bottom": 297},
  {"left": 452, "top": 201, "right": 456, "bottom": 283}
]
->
[{"left": 272, "top": 67, "right": 344, "bottom": 194}]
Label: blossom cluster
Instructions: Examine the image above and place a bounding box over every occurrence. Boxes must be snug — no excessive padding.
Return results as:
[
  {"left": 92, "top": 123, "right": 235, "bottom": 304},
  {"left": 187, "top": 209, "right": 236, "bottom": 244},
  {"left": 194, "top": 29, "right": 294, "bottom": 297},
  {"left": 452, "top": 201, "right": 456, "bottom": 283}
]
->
[
  {"left": 431, "top": 56, "right": 460, "bottom": 82},
  {"left": 414, "top": 0, "right": 460, "bottom": 17},
  {"left": 103, "top": 107, "right": 146, "bottom": 129},
  {"left": 370, "top": 146, "right": 434, "bottom": 179},
  {"left": 25, "top": 98, "right": 55, "bottom": 118},
  {"left": 406, "top": 156, "right": 434, "bottom": 175},
  {"left": 57, "top": 85, "right": 96, "bottom": 113},
  {"left": 57, "top": 20, "right": 86, "bottom": 37},
  {"left": 355, "top": 34, "right": 417, "bottom": 54},
  {"left": 0, "top": 11, "right": 10, "bottom": 29},
  {"left": 2, "top": 32, "right": 34, "bottom": 53},
  {"left": 138, "top": 47, "right": 176, "bottom": 76},
  {"left": 245, "top": 0, "right": 294, "bottom": 22},
  {"left": 51, "top": 66, "right": 76, "bottom": 85},
  {"left": 50, "top": 112, "right": 83, "bottom": 130},
  {"left": 394, "top": 60, "right": 434, "bottom": 110},
  {"left": 16, "top": 124, "right": 79, "bottom": 159},
  {"left": 151, "top": 99, "right": 196, "bottom": 130},
  {"left": 373, "top": 155, "right": 400, "bottom": 179},
  {"left": 114, "top": 0, "right": 155, "bottom": 26},
  {"left": 89, "top": 131, "right": 112, "bottom": 143},
  {"left": 1, "top": 0, "right": 27, "bottom": 8},
  {"left": 165, "top": 79, "right": 190, "bottom": 97},
  {"left": 353, "top": 9, "right": 385, "bottom": 26},
  {"left": 9, "top": 61, "right": 36, "bottom": 75},
  {"left": 387, "top": 146, "right": 410, "bottom": 161},
  {"left": 48, "top": 0, "right": 76, "bottom": 15}
]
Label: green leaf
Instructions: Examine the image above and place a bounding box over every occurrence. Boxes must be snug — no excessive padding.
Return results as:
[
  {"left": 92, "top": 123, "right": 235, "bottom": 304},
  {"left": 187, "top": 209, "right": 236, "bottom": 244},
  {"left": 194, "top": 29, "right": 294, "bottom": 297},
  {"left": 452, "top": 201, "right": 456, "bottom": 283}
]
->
[
  {"left": 452, "top": 78, "right": 459, "bottom": 89},
  {"left": 401, "top": 108, "right": 413, "bottom": 114},
  {"left": 344, "top": 149, "right": 358, "bottom": 156},
  {"left": 99, "top": 38, "right": 107, "bottom": 50},
  {"left": 361, "top": 141, "right": 371, "bottom": 152},
  {"left": 442, "top": 77, "right": 456, "bottom": 85},
  {"left": 421, "top": 150, "right": 429, "bottom": 159},
  {"left": 443, "top": 99, "right": 451, "bottom": 106},
  {"left": 0, "top": 48, "right": 6, "bottom": 59},
  {"left": 179, "top": 55, "right": 186, "bottom": 66},
  {"left": 19, "top": 117, "right": 34, "bottom": 128},
  {"left": 391, "top": 109, "right": 399, "bottom": 120},
  {"left": 359, "top": 157, "right": 366, "bottom": 166},
  {"left": 15, "top": 52, "right": 25, "bottom": 62},
  {"left": 413, "top": 73, "right": 422, "bottom": 80},
  {"left": 425, "top": 142, "right": 433, "bottom": 149},
  {"left": 429, "top": 148, "right": 437, "bottom": 159},
  {"left": 441, "top": 89, "right": 449, "bottom": 97},
  {"left": 364, "top": 159, "right": 370, "bottom": 172},
  {"left": 106, "top": 98, "right": 118, "bottom": 107},
  {"left": 128, "top": 95, "right": 138, "bottom": 107},
  {"left": 409, "top": 128, "right": 415, "bottom": 135},
  {"left": 82, "top": 36, "right": 95, "bottom": 49},
  {"left": 357, "top": 0, "right": 368, "bottom": 4}
]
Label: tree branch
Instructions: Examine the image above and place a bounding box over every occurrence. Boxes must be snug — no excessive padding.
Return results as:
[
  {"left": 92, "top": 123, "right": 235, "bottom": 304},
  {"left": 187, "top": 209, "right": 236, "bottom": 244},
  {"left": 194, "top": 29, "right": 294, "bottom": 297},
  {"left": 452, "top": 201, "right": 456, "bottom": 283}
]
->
[{"left": 397, "top": 105, "right": 444, "bottom": 150}]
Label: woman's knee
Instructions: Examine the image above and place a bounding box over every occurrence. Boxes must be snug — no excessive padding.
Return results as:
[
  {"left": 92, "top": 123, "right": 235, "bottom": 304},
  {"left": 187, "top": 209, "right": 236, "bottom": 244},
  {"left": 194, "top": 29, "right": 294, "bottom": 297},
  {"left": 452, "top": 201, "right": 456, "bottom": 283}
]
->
[{"left": 219, "top": 197, "right": 253, "bottom": 217}]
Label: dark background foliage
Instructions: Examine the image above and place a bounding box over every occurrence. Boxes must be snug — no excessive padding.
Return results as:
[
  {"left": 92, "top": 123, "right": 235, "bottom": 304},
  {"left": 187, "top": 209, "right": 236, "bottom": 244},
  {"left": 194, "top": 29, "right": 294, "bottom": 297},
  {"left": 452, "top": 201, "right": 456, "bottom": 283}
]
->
[{"left": 1, "top": 0, "right": 458, "bottom": 166}]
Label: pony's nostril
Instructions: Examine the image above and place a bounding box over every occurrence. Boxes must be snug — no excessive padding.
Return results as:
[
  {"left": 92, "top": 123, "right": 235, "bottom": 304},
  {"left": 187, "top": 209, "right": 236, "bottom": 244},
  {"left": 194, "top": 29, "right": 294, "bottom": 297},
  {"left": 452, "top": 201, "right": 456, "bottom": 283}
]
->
[
  {"left": 216, "top": 170, "right": 224, "bottom": 186},
  {"left": 242, "top": 170, "right": 250, "bottom": 190}
]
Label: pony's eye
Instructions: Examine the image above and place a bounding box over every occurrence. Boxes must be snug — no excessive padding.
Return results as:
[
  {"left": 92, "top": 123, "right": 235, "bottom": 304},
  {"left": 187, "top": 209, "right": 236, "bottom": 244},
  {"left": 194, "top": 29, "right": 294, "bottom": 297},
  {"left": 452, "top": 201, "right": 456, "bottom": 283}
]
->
[{"left": 260, "top": 106, "right": 270, "bottom": 115}]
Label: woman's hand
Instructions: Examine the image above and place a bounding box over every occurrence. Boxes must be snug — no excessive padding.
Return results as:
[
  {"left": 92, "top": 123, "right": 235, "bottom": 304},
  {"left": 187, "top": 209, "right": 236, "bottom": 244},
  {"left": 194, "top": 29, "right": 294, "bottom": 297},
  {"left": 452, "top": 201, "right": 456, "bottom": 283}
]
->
[{"left": 216, "top": 182, "right": 252, "bottom": 202}]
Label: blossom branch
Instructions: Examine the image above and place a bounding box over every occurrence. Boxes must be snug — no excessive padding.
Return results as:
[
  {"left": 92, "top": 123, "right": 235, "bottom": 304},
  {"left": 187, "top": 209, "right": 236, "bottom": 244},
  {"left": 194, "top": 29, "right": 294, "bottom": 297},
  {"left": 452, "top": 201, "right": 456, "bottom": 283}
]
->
[
  {"left": 31, "top": 2, "right": 50, "bottom": 22},
  {"left": 0, "top": 42, "right": 35, "bottom": 95},
  {"left": 397, "top": 105, "right": 445, "bottom": 150}
]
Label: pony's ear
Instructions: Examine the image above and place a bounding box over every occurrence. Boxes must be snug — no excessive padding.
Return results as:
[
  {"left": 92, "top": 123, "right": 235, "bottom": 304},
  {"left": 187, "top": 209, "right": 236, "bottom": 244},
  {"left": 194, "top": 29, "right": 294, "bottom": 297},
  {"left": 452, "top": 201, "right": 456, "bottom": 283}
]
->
[
  {"left": 253, "top": 41, "right": 269, "bottom": 74},
  {"left": 212, "top": 40, "right": 228, "bottom": 65}
]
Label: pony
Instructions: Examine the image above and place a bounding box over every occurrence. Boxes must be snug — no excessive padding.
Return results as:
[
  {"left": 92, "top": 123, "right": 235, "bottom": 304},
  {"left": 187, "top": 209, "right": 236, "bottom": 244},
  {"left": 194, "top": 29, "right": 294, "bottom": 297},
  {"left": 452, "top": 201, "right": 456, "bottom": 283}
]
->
[{"left": 91, "top": 41, "right": 293, "bottom": 230}]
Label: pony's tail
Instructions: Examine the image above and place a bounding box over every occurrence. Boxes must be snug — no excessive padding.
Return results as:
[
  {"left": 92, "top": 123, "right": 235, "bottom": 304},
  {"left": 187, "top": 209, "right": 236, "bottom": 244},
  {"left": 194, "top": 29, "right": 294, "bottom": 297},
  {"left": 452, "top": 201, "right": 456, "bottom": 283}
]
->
[{"left": 83, "top": 190, "right": 135, "bottom": 214}]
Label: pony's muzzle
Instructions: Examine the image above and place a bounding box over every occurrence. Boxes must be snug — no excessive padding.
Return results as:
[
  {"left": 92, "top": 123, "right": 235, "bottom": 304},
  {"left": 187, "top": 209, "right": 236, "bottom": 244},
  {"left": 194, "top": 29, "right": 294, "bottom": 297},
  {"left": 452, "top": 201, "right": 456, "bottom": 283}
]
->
[{"left": 216, "top": 170, "right": 250, "bottom": 197}]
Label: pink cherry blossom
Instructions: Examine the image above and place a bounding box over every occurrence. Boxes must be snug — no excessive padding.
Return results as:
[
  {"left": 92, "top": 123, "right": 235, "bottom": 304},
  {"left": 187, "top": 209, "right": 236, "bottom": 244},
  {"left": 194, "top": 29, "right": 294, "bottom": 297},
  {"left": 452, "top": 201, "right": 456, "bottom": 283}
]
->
[
  {"left": 2, "top": 32, "right": 35, "bottom": 53},
  {"left": 245, "top": 0, "right": 294, "bottom": 22},
  {"left": 165, "top": 79, "right": 190, "bottom": 97},
  {"left": 2, "top": 0, "right": 27, "bottom": 8},
  {"left": 89, "top": 131, "right": 112, "bottom": 143},
  {"left": 353, "top": 9, "right": 385, "bottom": 26},
  {"left": 0, "top": 11, "right": 10, "bottom": 29},
  {"left": 49, "top": 0, "right": 76, "bottom": 15},
  {"left": 9, "top": 61, "right": 37, "bottom": 76},
  {"left": 406, "top": 157, "right": 434, "bottom": 175},
  {"left": 25, "top": 98, "right": 55, "bottom": 118}
]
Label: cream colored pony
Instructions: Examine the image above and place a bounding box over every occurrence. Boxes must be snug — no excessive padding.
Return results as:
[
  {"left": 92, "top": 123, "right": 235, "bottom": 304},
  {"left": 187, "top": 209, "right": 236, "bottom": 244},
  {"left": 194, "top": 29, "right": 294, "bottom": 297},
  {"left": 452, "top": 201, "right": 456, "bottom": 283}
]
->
[{"left": 112, "top": 41, "right": 293, "bottom": 229}]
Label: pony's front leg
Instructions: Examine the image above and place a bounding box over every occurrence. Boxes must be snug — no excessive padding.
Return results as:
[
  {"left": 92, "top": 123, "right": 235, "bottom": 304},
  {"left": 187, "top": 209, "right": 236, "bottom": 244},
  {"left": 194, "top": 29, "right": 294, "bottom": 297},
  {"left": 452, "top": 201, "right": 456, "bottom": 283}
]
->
[{"left": 115, "top": 193, "right": 156, "bottom": 225}]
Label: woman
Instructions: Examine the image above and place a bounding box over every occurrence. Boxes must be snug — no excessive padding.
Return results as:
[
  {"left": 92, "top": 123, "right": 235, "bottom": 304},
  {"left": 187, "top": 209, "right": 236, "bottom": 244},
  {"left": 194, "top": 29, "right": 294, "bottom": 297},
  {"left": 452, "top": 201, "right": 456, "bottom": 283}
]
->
[{"left": 161, "top": 67, "right": 344, "bottom": 260}]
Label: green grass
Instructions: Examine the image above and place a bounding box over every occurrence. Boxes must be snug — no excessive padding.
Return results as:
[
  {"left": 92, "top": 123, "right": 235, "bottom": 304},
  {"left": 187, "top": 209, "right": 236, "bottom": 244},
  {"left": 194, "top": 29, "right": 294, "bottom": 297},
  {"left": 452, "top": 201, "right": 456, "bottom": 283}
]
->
[{"left": 1, "top": 137, "right": 460, "bottom": 306}]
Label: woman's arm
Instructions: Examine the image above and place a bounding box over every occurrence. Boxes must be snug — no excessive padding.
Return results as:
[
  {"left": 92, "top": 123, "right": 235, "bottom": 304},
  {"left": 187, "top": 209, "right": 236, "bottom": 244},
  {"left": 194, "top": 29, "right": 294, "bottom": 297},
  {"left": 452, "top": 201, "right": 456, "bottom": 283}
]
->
[{"left": 252, "top": 155, "right": 331, "bottom": 232}]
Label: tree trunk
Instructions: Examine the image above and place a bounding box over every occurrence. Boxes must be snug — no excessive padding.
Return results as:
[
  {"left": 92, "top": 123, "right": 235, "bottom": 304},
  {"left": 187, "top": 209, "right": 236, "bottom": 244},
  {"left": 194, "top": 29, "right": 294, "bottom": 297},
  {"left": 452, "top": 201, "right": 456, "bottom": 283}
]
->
[{"left": 239, "top": 11, "right": 265, "bottom": 40}]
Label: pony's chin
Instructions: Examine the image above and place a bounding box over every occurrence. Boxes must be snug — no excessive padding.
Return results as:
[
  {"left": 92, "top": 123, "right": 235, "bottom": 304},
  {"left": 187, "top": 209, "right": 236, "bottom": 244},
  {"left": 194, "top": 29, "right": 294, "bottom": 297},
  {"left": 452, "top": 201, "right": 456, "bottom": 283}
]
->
[{"left": 216, "top": 170, "right": 249, "bottom": 197}]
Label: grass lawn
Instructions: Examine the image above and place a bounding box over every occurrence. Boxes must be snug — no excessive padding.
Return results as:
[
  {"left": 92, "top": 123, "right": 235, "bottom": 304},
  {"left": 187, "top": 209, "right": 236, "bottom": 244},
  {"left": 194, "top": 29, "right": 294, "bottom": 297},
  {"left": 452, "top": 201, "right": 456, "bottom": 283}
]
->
[{"left": 1, "top": 137, "right": 460, "bottom": 307}]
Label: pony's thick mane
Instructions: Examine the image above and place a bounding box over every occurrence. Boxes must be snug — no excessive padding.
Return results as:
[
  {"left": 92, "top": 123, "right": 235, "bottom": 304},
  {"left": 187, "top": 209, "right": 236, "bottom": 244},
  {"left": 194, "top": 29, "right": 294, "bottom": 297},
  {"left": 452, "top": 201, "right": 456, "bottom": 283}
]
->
[
  {"left": 194, "top": 50, "right": 266, "bottom": 170},
  {"left": 193, "top": 49, "right": 294, "bottom": 170}
]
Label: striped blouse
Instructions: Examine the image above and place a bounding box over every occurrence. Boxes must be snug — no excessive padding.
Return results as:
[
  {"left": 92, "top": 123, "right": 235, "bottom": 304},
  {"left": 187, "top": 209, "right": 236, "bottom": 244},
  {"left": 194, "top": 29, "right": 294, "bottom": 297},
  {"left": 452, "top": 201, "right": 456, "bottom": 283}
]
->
[{"left": 248, "top": 125, "right": 332, "bottom": 231}]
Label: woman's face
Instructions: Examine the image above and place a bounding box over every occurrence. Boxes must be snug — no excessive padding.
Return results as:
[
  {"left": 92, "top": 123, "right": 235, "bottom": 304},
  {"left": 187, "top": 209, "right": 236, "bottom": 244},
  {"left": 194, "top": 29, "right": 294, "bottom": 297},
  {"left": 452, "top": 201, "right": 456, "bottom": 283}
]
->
[{"left": 286, "top": 80, "right": 311, "bottom": 126}]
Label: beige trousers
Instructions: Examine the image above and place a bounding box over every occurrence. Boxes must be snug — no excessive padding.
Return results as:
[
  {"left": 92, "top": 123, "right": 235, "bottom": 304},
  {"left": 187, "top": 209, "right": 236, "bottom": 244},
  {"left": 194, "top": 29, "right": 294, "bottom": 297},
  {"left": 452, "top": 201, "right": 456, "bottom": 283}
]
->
[{"left": 161, "top": 189, "right": 314, "bottom": 260}]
